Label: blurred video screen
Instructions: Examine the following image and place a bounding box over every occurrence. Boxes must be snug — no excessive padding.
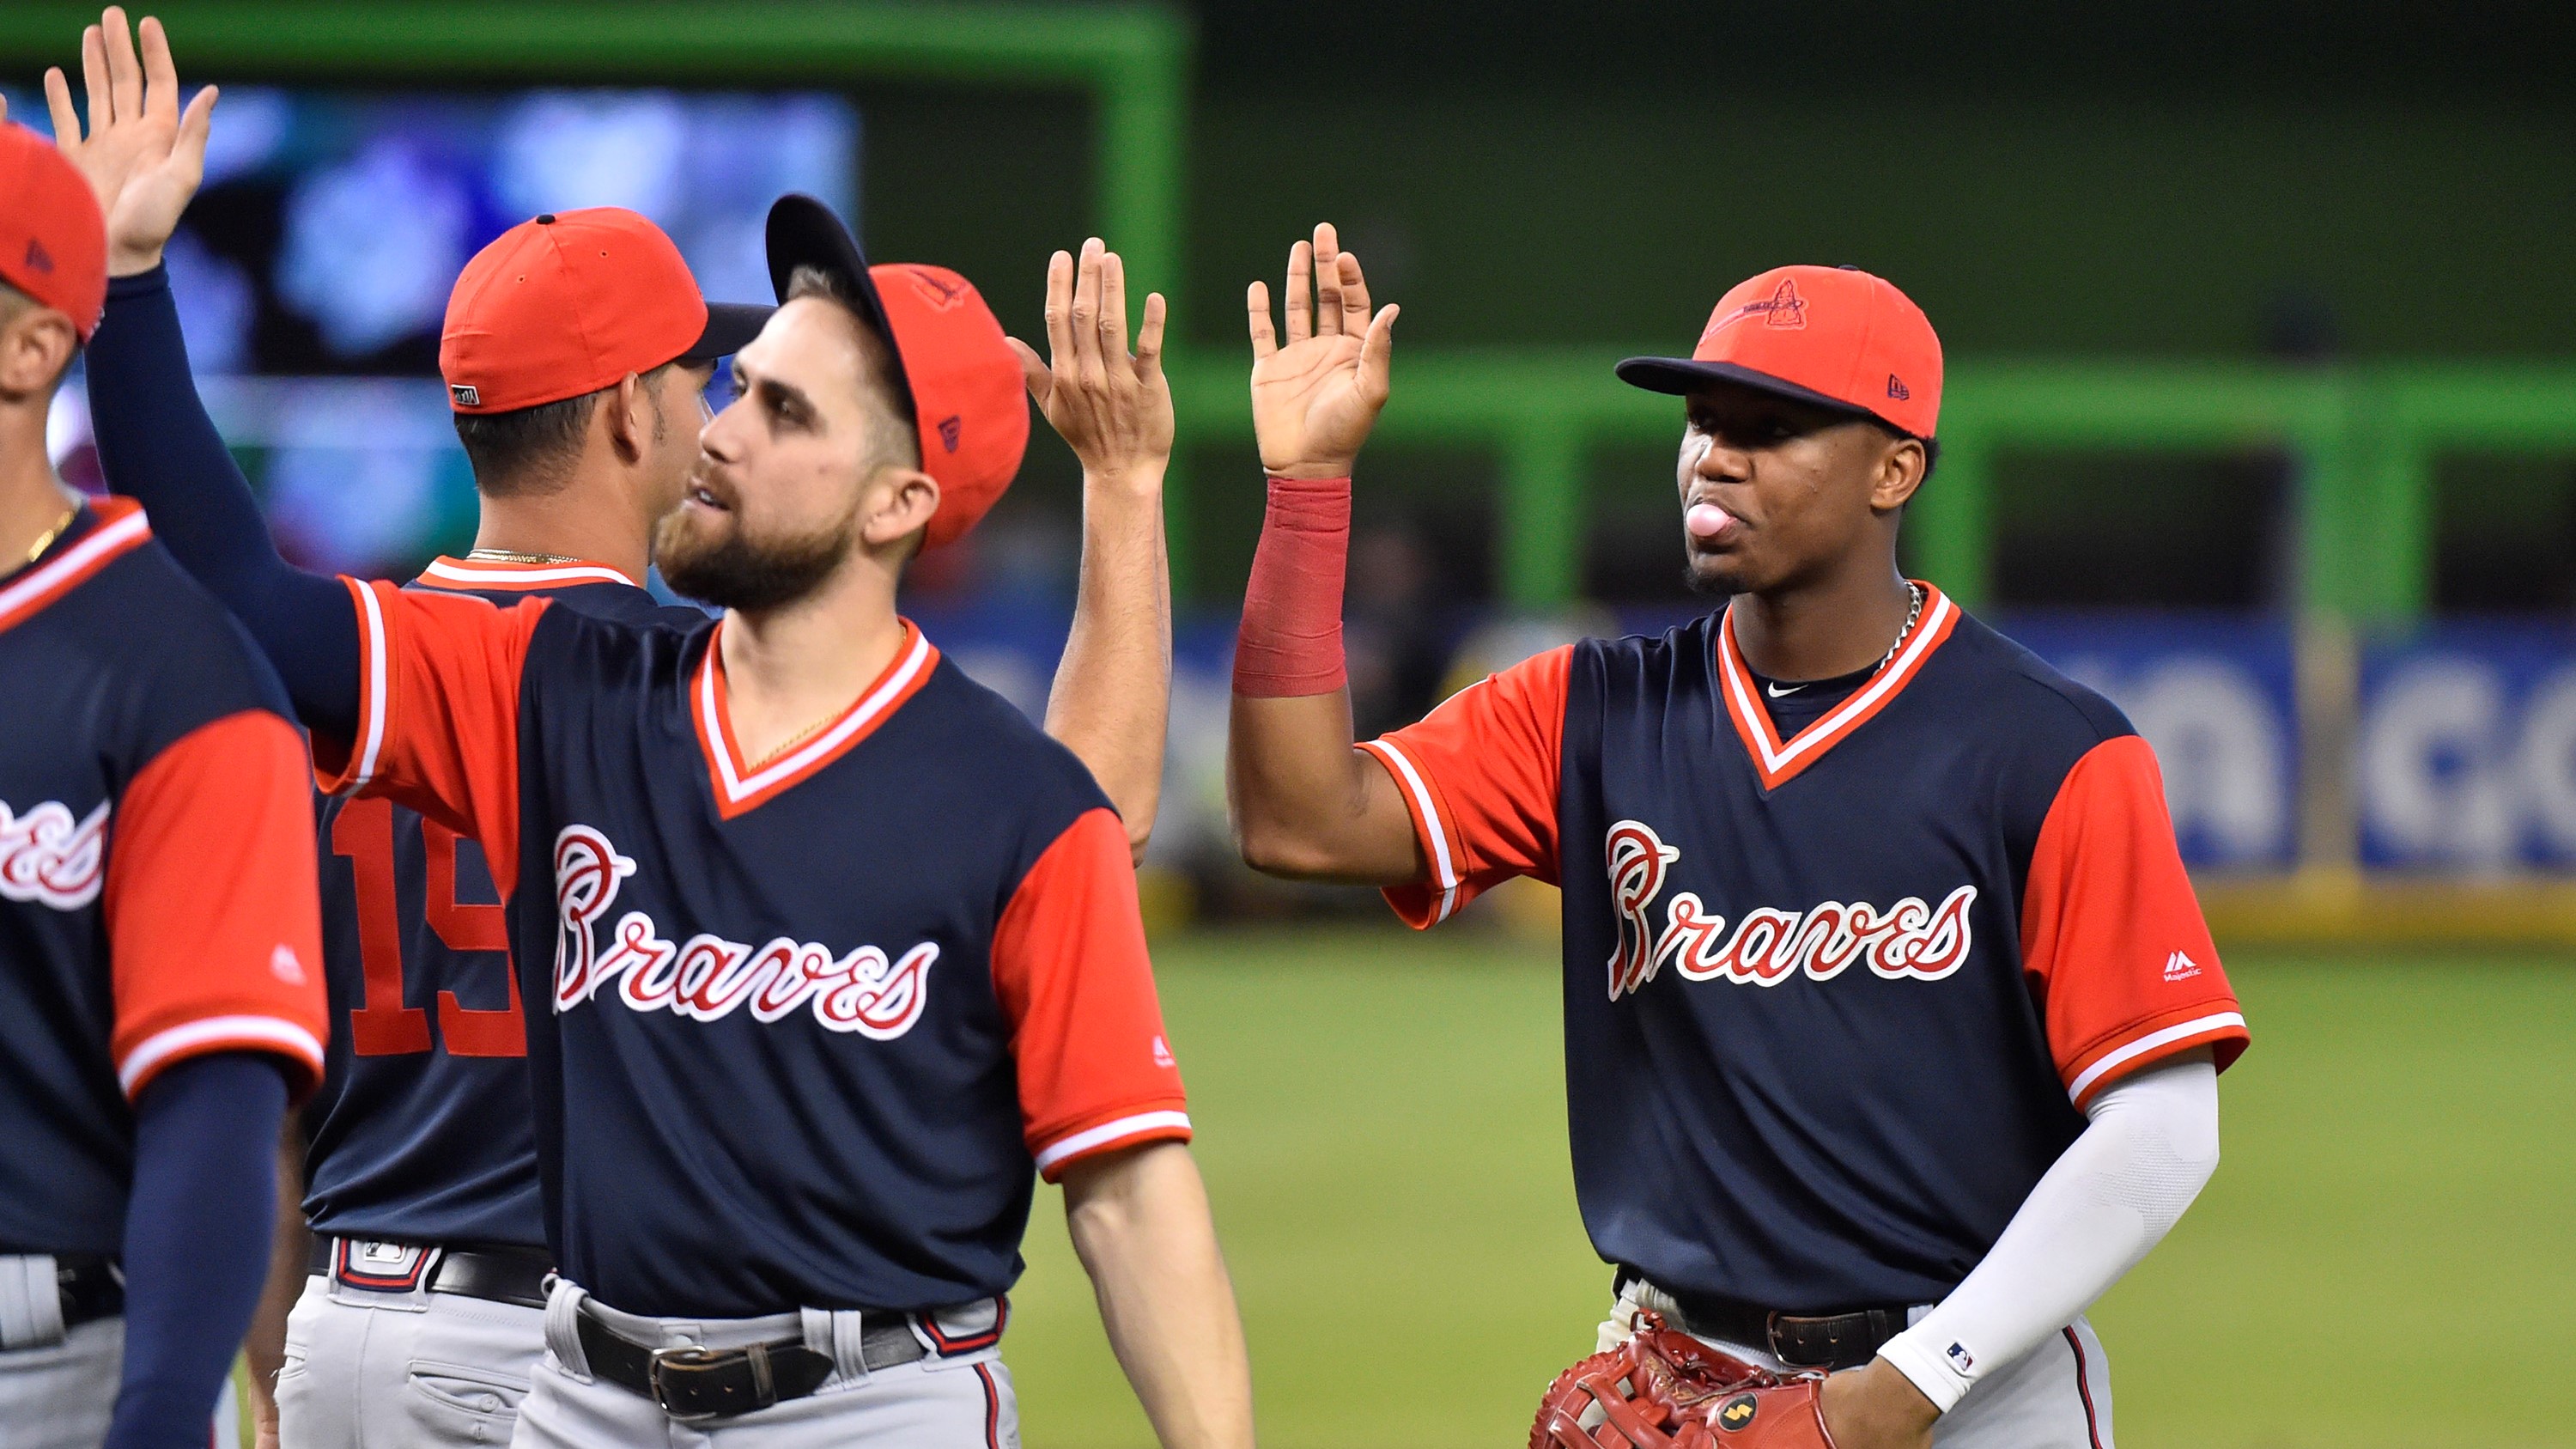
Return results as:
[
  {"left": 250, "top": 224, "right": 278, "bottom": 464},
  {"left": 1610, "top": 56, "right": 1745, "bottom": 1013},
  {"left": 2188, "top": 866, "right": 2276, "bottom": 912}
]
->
[{"left": 12, "top": 84, "right": 858, "bottom": 575}]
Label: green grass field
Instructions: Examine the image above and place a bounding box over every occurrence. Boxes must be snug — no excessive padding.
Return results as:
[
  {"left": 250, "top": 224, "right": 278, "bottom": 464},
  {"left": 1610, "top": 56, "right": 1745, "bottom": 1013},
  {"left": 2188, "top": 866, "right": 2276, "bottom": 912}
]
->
[{"left": 1002, "top": 928, "right": 2576, "bottom": 1448}]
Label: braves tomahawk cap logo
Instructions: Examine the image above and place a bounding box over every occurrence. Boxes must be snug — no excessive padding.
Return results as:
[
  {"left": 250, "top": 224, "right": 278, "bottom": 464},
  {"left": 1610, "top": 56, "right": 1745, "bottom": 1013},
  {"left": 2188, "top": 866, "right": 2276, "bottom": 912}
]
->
[{"left": 1698, "top": 277, "right": 1807, "bottom": 345}]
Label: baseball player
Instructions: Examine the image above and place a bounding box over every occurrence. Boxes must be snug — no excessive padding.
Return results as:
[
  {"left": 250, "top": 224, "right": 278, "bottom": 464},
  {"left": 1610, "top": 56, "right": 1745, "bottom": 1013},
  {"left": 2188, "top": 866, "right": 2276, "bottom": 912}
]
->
[
  {"left": 84, "top": 74, "right": 1248, "bottom": 1449},
  {"left": 0, "top": 113, "right": 328, "bottom": 1449},
  {"left": 1227, "top": 228, "right": 2245, "bottom": 1448},
  {"left": 52, "top": 14, "right": 1187, "bottom": 1448}
]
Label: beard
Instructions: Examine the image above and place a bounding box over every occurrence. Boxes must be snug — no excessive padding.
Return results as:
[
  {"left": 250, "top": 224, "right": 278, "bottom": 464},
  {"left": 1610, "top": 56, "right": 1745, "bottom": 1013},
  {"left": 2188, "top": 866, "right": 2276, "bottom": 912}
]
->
[{"left": 655, "top": 498, "right": 858, "bottom": 612}]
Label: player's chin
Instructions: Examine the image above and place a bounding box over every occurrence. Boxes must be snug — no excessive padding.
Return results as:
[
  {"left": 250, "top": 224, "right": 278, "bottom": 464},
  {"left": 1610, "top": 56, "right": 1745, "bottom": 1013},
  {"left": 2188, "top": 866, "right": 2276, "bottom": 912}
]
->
[{"left": 1683, "top": 546, "right": 1752, "bottom": 598}]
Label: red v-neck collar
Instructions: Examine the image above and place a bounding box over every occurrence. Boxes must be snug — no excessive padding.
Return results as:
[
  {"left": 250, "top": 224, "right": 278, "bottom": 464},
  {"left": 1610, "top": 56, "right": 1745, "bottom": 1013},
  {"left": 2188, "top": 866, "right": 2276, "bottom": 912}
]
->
[
  {"left": 691, "top": 618, "right": 940, "bottom": 819},
  {"left": 0, "top": 497, "right": 152, "bottom": 638},
  {"left": 1713, "top": 581, "right": 1959, "bottom": 789},
  {"left": 416, "top": 555, "right": 641, "bottom": 592}
]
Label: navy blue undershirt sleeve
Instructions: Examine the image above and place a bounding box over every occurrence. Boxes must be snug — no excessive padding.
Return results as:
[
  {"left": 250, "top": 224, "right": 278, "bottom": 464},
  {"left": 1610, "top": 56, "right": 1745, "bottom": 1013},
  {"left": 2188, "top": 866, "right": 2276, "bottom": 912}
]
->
[
  {"left": 90, "top": 266, "right": 360, "bottom": 741},
  {"left": 105, "top": 1052, "right": 289, "bottom": 1449}
]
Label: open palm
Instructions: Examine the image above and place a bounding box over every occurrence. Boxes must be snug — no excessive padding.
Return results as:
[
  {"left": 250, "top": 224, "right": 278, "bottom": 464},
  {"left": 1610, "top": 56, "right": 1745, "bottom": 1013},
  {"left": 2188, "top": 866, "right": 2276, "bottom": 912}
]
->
[
  {"left": 46, "top": 9, "right": 216, "bottom": 277},
  {"left": 1247, "top": 223, "right": 1398, "bottom": 479}
]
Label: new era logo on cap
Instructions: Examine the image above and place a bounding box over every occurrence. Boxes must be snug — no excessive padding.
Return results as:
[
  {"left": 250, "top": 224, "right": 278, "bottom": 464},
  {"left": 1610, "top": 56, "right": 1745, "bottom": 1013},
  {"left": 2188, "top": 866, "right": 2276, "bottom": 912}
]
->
[
  {"left": 937, "top": 416, "right": 962, "bottom": 454},
  {"left": 24, "top": 238, "right": 53, "bottom": 275},
  {"left": 1888, "top": 374, "right": 1911, "bottom": 400}
]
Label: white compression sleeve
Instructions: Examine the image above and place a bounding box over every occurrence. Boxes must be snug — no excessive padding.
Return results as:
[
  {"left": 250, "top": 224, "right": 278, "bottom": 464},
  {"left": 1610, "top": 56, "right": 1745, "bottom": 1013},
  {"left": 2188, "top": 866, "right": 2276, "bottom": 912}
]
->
[{"left": 1875, "top": 1052, "right": 2221, "bottom": 1413}]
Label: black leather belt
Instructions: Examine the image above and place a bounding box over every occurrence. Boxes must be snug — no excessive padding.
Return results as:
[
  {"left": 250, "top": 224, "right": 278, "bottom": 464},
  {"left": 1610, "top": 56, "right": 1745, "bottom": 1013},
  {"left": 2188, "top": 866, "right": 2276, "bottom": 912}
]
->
[
  {"left": 574, "top": 1304, "right": 925, "bottom": 1420},
  {"left": 1617, "top": 1269, "right": 1911, "bottom": 1373},
  {"left": 55, "top": 1254, "right": 123, "bottom": 1328},
  {"left": 310, "top": 1239, "right": 553, "bottom": 1310}
]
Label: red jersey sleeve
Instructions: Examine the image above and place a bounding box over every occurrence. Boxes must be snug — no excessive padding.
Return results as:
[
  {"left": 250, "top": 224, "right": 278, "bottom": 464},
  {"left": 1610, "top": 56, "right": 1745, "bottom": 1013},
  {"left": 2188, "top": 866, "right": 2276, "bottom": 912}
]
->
[
  {"left": 2021, "top": 734, "right": 2250, "bottom": 1110},
  {"left": 991, "top": 807, "right": 1190, "bottom": 1181},
  {"left": 1361, "top": 644, "right": 1571, "bottom": 928},
  {"left": 104, "top": 710, "right": 329, "bottom": 1099},
  {"left": 311, "top": 578, "right": 544, "bottom": 894}
]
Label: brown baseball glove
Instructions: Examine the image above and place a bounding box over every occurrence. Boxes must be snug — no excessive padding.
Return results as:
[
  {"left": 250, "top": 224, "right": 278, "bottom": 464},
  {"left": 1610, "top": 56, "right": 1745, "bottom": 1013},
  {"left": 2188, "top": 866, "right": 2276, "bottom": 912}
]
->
[{"left": 1529, "top": 1312, "right": 1838, "bottom": 1449}]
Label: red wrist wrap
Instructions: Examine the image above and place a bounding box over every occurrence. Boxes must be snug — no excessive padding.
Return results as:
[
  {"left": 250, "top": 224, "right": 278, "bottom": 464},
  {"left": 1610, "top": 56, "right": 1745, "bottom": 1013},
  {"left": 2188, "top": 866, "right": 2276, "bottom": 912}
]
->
[{"left": 1233, "top": 475, "right": 1352, "bottom": 697}]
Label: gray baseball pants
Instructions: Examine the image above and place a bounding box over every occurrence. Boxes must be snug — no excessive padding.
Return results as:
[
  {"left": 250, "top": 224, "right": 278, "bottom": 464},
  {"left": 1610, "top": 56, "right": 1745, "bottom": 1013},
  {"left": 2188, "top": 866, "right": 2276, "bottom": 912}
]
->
[
  {"left": 0, "top": 1253, "right": 122, "bottom": 1449},
  {"left": 511, "top": 1278, "right": 1018, "bottom": 1448},
  {"left": 275, "top": 1262, "right": 545, "bottom": 1449},
  {"left": 1603, "top": 1281, "right": 2117, "bottom": 1448}
]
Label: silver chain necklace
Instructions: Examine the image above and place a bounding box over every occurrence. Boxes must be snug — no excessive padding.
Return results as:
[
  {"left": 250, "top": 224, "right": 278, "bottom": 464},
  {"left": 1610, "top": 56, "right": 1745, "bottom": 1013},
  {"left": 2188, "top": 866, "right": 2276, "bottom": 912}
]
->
[{"left": 1880, "top": 581, "right": 1926, "bottom": 673}]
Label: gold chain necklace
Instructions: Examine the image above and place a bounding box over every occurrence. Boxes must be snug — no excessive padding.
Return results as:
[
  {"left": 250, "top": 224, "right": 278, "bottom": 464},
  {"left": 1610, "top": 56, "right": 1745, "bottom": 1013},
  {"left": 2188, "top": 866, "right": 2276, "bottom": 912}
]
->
[
  {"left": 12, "top": 504, "right": 77, "bottom": 575},
  {"left": 465, "top": 547, "right": 582, "bottom": 566},
  {"left": 744, "top": 708, "right": 848, "bottom": 770}
]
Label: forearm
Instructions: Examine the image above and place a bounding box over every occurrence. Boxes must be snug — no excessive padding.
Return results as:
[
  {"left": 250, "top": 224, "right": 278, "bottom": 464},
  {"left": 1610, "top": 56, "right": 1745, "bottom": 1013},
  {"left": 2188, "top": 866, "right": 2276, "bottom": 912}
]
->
[
  {"left": 1228, "top": 473, "right": 1420, "bottom": 881},
  {"left": 1047, "top": 468, "right": 1171, "bottom": 861},
  {"left": 90, "top": 267, "right": 359, "bottom": 739},
  {"left": 109, "top": 1053, "right": 291, "bottom": 1449},
  {"left": 1062, "top": 1143, "right": 1254, "bottom": 1449},
  {"left": 242, "top": 1126, "right": 310, "bottom": 1432},
  {"left": 1877, "top": 1053, "right": 2221, "bottom": 1412}
]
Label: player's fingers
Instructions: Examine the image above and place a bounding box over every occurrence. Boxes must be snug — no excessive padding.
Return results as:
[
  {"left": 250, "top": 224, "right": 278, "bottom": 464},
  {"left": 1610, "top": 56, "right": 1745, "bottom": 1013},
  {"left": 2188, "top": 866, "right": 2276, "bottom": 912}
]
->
[
  {"left": 1040, "top": 249, "right": 1074, "bottom": 367},
  {"left": 1098, "top": 248, "right": 1131, "bottom": 366},
  {"left": 1068, "top": 237, "right": 1105, "bottom": 381},
  {"left": 1246, "top": 280, "right": 1277, "bottom": 359},
  {"left": 104, "top": 8, "right": 142, "bottom": 126},
  {"left": 1337, "top": 252, "right": 1374, "bottom": 336},
  {"left": 1284, "top": 240, "right": 1313, "bottom": 344},
  {"left": 1134, "top": 292, "right": 1168, "bottom": 378},
  {"left": 80, "top": 27, "right": 110, "bottom": 132},
  {"left": 1004, "top": 336, "right": 1053, "bottom": 407},
  {"left": 139, "top": 15, "right": 178, "bottom": 125},
  {"left": 1311, "top": 222, "right": 1346, "bottom": 337},
  {"left": 1357, "top": 304, "right": 1400, "bottom": 403},
  {"left": 44, "top": 69, "right": 80, "bottom": 144}
]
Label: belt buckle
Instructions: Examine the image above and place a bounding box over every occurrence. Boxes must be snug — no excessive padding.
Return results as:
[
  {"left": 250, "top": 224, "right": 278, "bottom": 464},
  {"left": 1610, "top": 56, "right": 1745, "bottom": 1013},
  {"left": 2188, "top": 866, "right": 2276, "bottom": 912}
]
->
[{"left": 647, "top": 1343, "right": 775, "bottom": 1422}]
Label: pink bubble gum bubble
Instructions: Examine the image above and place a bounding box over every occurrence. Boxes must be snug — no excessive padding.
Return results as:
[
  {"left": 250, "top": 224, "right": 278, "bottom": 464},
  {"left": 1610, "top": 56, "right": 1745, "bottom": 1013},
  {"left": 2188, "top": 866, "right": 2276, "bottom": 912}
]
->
[{"left": 1686, "top": 502, "right": 1732, "bottom": 539}]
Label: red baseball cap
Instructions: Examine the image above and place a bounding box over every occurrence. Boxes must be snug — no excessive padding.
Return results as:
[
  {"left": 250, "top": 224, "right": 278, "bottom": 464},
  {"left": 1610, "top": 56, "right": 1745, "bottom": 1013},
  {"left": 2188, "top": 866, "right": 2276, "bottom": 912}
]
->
[
  {"left": 1617, "top": 265, "right": 1942, "bottom": 441},
  {"left": 0, "top": 121, "right": 108, "bottom": 341},
  {"left": 763, "top": 194, "right": 1029, "bottom": 551},
  {"left": 440, "top": 207, "right": 771, "bottom": 414}
]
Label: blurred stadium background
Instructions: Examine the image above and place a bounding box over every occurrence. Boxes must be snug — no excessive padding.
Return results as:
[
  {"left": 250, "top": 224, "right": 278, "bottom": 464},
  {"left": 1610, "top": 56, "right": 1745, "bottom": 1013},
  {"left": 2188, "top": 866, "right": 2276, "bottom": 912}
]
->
[{"left": 7, "top": 2, "right": 2575, "bottom": 1443}]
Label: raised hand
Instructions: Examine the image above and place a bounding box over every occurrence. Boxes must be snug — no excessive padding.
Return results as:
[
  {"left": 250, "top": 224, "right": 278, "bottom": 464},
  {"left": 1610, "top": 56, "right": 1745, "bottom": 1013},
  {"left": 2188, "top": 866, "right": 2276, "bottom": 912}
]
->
[
  {"left": 1006, "top": 237, "right": 1173, "bottom": 491},
  {"left": 46, "top": 8, "right": 216, "bottom": 277},
  {"left": 1246, "top": 222, "right": 1398, "bottom": 480}
]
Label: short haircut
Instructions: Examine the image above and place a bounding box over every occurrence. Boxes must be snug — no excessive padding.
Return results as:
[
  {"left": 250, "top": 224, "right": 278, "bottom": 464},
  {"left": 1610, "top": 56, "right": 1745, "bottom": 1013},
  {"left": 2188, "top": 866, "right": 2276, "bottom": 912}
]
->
[
  {"left": 0, "top": 281, "right": 81, "bottom": 397},
  {"left": 781, "top": 265, "right": 920, "bottom": 474},
  {"left": 452, "top": 361, "right": 677, "bottom": 497}
]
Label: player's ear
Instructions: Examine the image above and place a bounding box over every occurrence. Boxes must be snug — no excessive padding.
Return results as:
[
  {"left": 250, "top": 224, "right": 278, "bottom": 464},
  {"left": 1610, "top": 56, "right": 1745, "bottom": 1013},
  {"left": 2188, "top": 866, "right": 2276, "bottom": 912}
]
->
[
  {"left": 604, "top": 371, "right": 653, "bottom": 466},
  {"left": 0, "top": 306, "right": 77, "bottom": 402},
  {"left": 1868, "top": 435, "right": 1928, "bottom": 513},
  {"left": 857, "top": 467, "right": 940, "bottom": 552}
]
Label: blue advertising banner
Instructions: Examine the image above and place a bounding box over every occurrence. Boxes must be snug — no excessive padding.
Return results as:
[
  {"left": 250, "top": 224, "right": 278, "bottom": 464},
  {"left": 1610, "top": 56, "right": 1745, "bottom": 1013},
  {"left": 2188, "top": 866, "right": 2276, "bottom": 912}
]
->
[{"left": 2357, "top": 622, "right": 2576, "bottom": 870}]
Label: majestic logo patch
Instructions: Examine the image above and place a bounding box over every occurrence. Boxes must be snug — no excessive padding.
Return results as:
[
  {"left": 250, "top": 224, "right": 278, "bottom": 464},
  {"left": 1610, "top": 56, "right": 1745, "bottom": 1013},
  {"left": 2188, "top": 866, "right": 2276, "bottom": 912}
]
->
[
  {"left": 449, "top": 383, "right": 482, "bottom": 407},
  {"left": 551, "top": 825, "right": 937, "bottom": 1039},
  {"left": 2162, "top": 950, "right": 2202, "bottom": 983},
  {"left": 1698, "top": 278, "right": 1807, "bottom": 346},
  {"left": 1716, "top": 1393, "right": 1759, "bottom": 1430},
  {"left": 270, "top": 944, "right": 309, "bottom": 984},
  {"left": 1602, "top": 819, "right": 1977, "bottom": 1000},
  {"left": 0, "top": 799, "right": 109, "bottom": 910}
]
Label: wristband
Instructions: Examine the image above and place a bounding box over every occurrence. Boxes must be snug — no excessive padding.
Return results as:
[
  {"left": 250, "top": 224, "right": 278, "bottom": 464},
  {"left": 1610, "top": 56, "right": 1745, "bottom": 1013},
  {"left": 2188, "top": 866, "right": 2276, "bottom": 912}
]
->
[{"left": 1232, "top": 475, "right": 1352, "bottom": 697}]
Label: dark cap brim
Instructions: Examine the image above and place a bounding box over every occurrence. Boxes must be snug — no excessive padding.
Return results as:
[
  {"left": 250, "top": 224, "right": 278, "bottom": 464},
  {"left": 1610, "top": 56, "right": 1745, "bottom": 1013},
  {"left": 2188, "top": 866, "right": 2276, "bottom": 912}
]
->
[
  {"left": 678, "top": 302, "right": 775, "bottom": 363},
  {"left": 762, "top": 193, "right": 916, "bottom": 416},
  {"left": 1615, "top": 356, "right": 1891, "bottom": 419}
]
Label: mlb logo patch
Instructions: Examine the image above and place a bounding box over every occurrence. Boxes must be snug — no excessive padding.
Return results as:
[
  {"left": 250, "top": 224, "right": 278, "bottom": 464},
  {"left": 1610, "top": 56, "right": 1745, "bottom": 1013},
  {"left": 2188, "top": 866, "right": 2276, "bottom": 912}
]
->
[
  {"left": 1947, "top": 1341, "right": 1974, "bottom": 1373},
  {"left": 450, "top": 383, "right": 482, "bottom": 407}
]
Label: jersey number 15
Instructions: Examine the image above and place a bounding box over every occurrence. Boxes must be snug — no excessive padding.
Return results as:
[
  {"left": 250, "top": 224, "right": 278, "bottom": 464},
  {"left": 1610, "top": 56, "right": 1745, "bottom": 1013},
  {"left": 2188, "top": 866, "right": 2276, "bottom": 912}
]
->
[{"left": 331, "top": 796, "right": 525, "bottom": 1058}]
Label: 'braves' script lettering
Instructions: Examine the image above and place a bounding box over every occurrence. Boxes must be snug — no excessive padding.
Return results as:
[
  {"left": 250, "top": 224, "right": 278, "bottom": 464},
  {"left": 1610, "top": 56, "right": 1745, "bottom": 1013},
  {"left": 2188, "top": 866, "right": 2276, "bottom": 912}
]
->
[
  {"left": 0, "top": 799, "right": 108, "bottom": 910},
  {"left": 551, "top": 824, "right": 936, "bottom": 1039},
  {"left": 1601, "top": 819, "right": 1977, "bottom": 1000}
]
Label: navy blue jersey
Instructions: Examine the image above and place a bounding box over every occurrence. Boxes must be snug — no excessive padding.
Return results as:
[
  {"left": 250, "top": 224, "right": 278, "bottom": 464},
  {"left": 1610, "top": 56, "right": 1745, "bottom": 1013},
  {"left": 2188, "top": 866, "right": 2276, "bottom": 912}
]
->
[
  {"left": 301, "top": 557, "right": 706, "bottom": 1249},
  {"left": 0, "top": 499, "right": 326, "bottom": 1254},
  {"left": 318, "top": 582, "right": 1187, "bottom": 1317},
  {"left": 1364, "top": 584, "right": 2248, "bottom": 1310}
]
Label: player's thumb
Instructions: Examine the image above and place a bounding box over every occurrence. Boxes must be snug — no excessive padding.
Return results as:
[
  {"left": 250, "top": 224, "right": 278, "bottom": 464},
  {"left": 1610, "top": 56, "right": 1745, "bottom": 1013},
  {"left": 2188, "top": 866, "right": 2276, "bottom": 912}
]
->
[
  {"left": 1358, "top": 304, "right": 1399, "bottom": 401},
  {"left": 1004, "top": 336, "right": 1052, "bottom": 405}
]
